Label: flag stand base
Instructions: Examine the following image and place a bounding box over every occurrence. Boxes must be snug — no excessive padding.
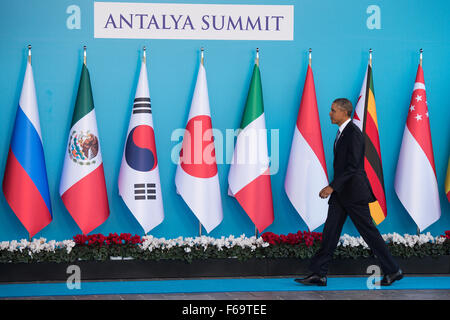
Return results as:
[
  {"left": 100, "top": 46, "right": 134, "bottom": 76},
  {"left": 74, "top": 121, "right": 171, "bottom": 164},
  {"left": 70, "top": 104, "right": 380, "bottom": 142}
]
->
[{"left": 0, "top": 256, "right": 448, "bottom": 283}]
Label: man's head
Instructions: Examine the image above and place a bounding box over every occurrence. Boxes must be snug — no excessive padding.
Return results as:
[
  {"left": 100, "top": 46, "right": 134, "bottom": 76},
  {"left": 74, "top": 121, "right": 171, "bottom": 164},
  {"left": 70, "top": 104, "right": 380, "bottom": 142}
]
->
[{"left": 330, "top": 98, "right": 352, "bottom": 125}]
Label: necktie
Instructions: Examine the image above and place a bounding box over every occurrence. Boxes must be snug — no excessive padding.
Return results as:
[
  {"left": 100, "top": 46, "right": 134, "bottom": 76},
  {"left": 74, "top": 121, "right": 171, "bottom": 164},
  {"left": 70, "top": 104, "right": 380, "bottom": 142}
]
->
[{"left": 334, "top": 130, "right": 341, "bottom": 149}]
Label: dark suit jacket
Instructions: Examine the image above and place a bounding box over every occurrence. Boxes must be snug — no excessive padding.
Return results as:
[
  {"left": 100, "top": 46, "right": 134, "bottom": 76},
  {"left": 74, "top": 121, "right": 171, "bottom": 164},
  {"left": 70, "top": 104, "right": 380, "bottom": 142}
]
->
[{"left": 329, "top": 121, "right": 375, "bottom": 205}]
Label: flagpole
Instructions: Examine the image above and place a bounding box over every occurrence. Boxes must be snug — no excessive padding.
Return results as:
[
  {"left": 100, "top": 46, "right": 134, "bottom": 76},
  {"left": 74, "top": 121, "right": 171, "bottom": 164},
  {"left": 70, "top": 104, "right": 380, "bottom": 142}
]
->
[
  {"left": 142, "top": 46, "right": 148, "bottom": 240},
  {"left": 416, "top": 48, "right": 423, "bottom": 236},
  {"left": 369, "top": 48, "right": 373, "bottom": 67},
  {"left": 27, "top": 44, "right": 32, "bottom": 242},
  {"left": 27, "top": 45, "right": 31, "bottom": 64},
  {"left": 197, "top": 46, "right": 205, "bottom": 237},
  {"left": 419, "top": 48, "right": 423, "bottom": 67},
  {"left": 201, "top": 47, "right": 204, "bottom": 65},
  {"left": 143, "top": 46, "right": 146, "bottom": 64},
  {"left": 255, "top": 47, "right": 259, "bottom": 239},
  {"left": 417, "top": 51, "right": 422, "bottom": 236},
  {"left": 82, "top": 45, "right": 88, "bottom": 237},
  {"left": 308, "top": 48, "right": 312, "bottom": 67}
]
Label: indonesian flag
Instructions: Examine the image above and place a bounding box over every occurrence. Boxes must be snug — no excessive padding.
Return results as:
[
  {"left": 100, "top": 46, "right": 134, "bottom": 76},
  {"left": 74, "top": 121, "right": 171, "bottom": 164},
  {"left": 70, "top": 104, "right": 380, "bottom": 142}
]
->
[
  {"left": 394, "top": 63, "right": 441, "bottom": 232},
  {"left": 353, "top": 61, "right": 387, "bottom": 225},
  {"left": 59, "top": 64, "right": 110, "bottom": 235},
  {"left": 118, "top": 59, "right": 164, "bottom": 234},
  {"left": 228, "top": 61, "right": 274, "bottom": 233},
  {"left": 3, "top": 59, "right": 52, "bottom": 238},
  {"left": 175, "top": 62, "right": 223, "bottom": 233},
  {"left": 446, "top": 156, "right": 450, "bottom": 202},
  {"left": 284, "top": 64, "right": 328, "bottom": 231}
]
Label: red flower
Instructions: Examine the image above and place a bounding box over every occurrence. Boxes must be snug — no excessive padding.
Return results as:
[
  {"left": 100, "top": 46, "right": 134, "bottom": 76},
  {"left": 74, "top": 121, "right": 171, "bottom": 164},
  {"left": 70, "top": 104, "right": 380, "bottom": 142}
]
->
[
  {"left": 73, "top": 234, "right": 88, "bottom": 245},
  {"left": 120, "top": 233, "right": 133, "bottom": 244},
  {"left": 73, "top": 233, "right": 143, "bottom": 246},
  {"left": 131, "top": 235, "right": 142, "bottom": 244},
  {"left": 311, "top": 232, "right": 322, "bottom": 242},
  {"left": 107, "top": 233, "right": 121, "bottom": 245},
  {"left": 262, "top": 231, "right": 322, "bottom": 246},
  {"left": 281, "top": 233, "right": 301, "bottom": 245},
  {"left": 261, "top": 232, "right": 281, "bottom": 245}
]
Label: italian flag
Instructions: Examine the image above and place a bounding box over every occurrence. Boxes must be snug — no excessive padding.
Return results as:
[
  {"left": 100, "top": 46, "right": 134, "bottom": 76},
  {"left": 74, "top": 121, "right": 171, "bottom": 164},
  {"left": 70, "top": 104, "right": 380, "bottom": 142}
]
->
[
  {"left": 59, "top": 64, "right": 109, "bottom": 235},
  {"left": 228, "top": 61, "right": 274, "bottom": 233}
]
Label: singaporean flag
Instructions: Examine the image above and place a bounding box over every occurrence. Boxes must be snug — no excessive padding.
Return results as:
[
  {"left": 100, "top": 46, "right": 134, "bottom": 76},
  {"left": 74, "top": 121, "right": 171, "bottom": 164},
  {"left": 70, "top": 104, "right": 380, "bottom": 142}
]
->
[
  {"left": 284, "top": 64, "right": 329, "bottom": 231},
  {"left": 175, "top": 62, "right": 223, "bottom": 233},
  {"left": 394, "top": 63, "right": 441, "bottom": 232}
]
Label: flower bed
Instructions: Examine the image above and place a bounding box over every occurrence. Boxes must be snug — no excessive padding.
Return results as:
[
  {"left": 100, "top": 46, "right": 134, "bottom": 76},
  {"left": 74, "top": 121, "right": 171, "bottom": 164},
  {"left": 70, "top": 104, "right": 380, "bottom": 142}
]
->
[{"left": 0, "top": 231, "right": 448, "bottom": 264}]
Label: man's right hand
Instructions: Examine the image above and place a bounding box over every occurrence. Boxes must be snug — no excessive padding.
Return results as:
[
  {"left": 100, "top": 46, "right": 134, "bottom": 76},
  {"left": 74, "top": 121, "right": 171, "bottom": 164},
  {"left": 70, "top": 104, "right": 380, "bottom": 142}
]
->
[{"left": 319, "top": 186, "right": 334, "bottom": 199}]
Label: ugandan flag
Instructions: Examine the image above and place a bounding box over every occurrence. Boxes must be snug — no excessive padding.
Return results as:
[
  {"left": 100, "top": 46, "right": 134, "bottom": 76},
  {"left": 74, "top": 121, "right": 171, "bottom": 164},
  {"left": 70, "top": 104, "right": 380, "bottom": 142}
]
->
[{"left": 353, "top": 61, "right": 387, "bottom": 225}]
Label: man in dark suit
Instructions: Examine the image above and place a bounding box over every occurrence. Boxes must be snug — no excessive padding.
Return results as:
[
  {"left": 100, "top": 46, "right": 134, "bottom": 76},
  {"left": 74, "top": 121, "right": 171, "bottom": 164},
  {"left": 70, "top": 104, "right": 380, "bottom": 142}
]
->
[{"left": 295, "top": 98, "right": 403, "bottom": 286}]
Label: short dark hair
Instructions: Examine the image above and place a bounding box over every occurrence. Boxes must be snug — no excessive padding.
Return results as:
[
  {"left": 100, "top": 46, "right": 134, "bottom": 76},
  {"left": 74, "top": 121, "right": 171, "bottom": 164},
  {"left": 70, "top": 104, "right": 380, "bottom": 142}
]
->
[{"left": 333, "top": 98, "right": 353, "bottom": 117}]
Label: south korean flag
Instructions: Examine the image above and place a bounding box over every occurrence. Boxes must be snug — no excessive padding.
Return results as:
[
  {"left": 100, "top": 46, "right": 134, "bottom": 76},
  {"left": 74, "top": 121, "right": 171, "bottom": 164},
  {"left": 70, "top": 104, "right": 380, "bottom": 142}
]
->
[{"left": 118, "top": 55, "right": 164, "bottom": 234}]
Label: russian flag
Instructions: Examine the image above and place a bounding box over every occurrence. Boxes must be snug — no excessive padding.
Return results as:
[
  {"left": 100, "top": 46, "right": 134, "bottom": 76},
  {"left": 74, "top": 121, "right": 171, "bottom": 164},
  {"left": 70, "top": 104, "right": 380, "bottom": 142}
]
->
[{"left": 2, "top": 59, "right": 52, "bottom": 238}]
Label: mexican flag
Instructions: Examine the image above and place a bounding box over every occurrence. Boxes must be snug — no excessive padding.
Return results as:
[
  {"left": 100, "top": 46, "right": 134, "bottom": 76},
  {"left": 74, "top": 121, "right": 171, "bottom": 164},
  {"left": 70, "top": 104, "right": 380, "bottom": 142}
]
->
[
  {"left": 59, "top": 64, "right": 109, "bottom": 235},
  {"left": 228, "top": 61, "right": 274, "bottom": 233}
]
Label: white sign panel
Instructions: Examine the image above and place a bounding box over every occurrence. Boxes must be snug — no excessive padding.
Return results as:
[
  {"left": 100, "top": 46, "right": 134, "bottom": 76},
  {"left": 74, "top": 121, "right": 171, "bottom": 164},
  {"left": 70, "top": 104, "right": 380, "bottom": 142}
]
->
[{"left": 94, "top": 2, "right": 294, "bottom": 40}]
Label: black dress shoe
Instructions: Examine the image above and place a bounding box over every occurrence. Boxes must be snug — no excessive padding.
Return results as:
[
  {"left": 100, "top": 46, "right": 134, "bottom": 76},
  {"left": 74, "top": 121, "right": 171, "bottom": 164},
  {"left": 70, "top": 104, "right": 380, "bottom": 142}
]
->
[
  {"left": 294, "top": 274, "right": 327, "bottom": 286},
  {"left": 377, "top": 269, "right": 404, "bottom": 286}
]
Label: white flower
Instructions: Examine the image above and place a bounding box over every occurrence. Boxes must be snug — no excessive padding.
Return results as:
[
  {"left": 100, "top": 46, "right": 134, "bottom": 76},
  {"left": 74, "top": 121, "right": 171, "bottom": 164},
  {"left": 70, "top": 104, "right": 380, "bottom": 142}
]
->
[
  {"left": 61, "top": 240, "right": 76, "bottom": 254},
  {"left": 337, "top": 234, "right": 368, "bottom": 248},
  {"left": 0, "top": 241, "right": 9, "bottom": 251},
  {"left": 8, "top": 240, "right": 18, "bottom": 252},
  {"left": 18, "top": 239, "right": 28, "bottom": 252}
]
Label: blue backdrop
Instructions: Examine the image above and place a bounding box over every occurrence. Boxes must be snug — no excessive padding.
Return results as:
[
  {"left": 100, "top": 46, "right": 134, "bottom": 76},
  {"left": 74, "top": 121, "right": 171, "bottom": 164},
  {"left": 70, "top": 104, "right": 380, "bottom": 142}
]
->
[{"left": 0, "top": 0, "right": 448, "bottom": 241}]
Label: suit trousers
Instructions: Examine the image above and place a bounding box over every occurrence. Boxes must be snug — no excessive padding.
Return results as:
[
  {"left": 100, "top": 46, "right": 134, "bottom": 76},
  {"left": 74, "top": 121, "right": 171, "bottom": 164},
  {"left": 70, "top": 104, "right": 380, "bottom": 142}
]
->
[{"left": 309, "top": 196, "right": 399, "bottom": 276}]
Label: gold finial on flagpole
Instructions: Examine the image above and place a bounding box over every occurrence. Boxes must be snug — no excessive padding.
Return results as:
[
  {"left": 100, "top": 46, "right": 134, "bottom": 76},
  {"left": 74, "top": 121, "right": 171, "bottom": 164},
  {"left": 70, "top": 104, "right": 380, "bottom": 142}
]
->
[
  {"left": 308, "top": 48, "right": 312, "bottom": 67},
  {"left": 419, "top": 48, "right": 423, "bottom": 67},
  {"left": 201, "top": 47, "right": 204, "bottom": 65},
  {"left": 369, "top": 48, "right": 373, "bottom": 67},
  {"left": 256, "top": 48, "right": 259, "bottom": 66},
  {"left": 83, "top": 46, "right": 87, "bottom": 65},
  {"left": 143, "top": 46, "right": 146, "bottom": 64},
  {"left": 27, "top": 45, "right": 32, "bottom": 64}
]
